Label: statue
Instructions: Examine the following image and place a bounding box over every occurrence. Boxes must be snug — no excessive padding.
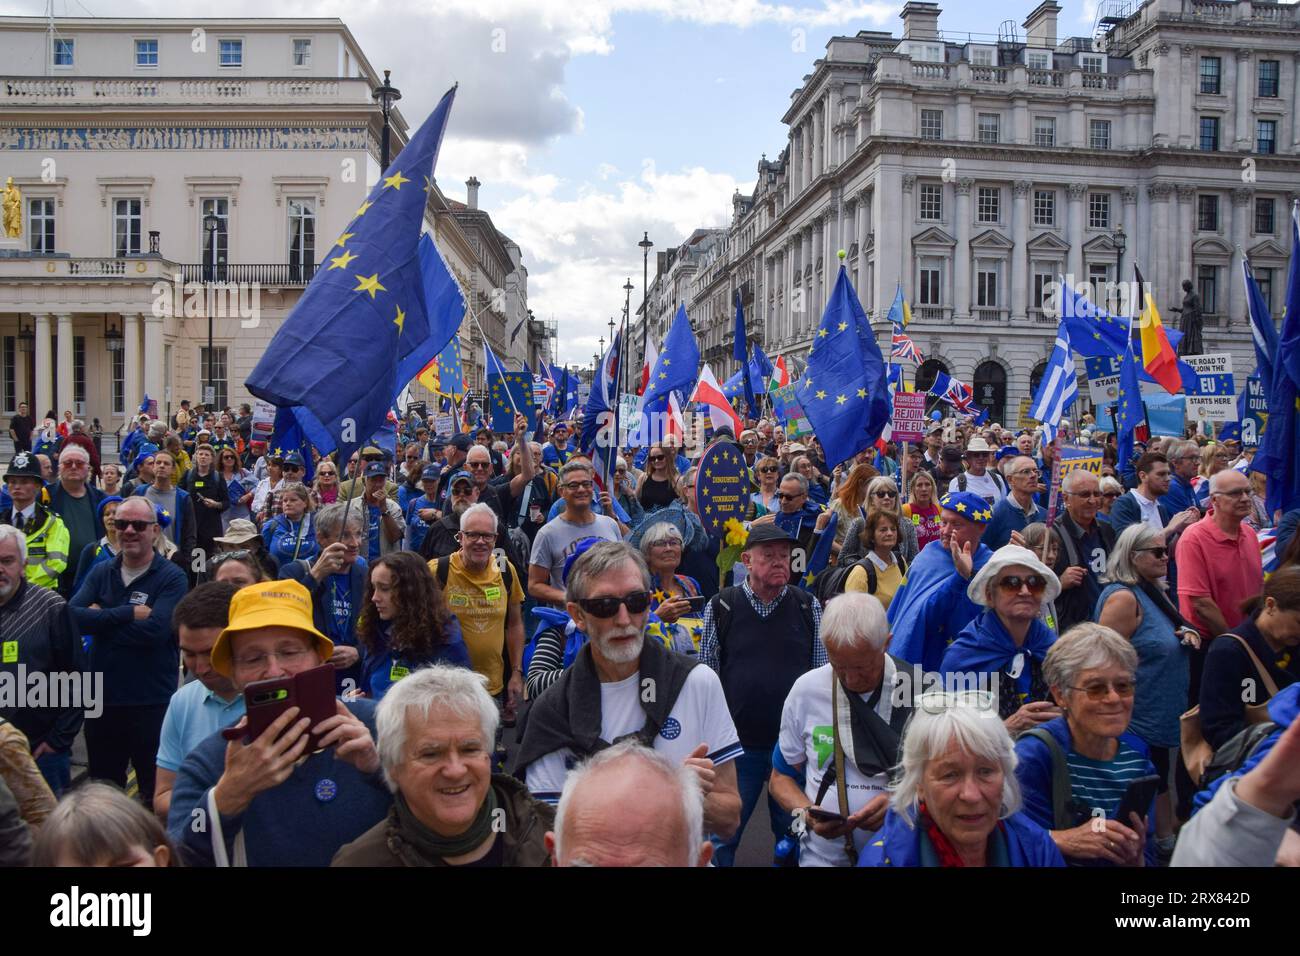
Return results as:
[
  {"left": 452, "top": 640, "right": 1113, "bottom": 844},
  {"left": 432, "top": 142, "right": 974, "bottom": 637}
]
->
[
  {"left": 1169, "top": 278, "right": 1204, "bottom": 357},
  {"left": 2, "top": 177, "right": 22, "bottom": 239}
]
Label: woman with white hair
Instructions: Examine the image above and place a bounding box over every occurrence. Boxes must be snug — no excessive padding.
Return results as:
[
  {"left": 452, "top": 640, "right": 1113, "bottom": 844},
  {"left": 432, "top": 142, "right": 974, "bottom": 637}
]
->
[
  {"left": 332, "top": 665, "right": 554, "bottom": 866},
  {"left": 836, "top": 476, "right": 919, "bottom": 567},
  {"left": 639, "top": 521, "right": 704, "bottom": 655},
  {"left": 856, "top": 695, "right": 1064, "bottom": 866},
  {"left": 1014, "top": 624, "right": 1155, "bottom": 866},
  {"left": 1096, "top": 523, "right": 1200, "bottom": 852},
  {"left": 940, "top": 545, "right": 1063, "bottom": 733}
]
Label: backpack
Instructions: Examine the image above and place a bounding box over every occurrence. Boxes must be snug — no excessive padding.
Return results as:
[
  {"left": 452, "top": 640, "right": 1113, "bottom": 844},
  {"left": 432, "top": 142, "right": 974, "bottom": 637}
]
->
[
  {"left": 956, "top": 470, "right": 1007, "bottom": 497},
  {"left": 1020, "top": 727, "right": 1094, "bottom": 829},
  {"left": 1197, "top": 720, "right": 1278, "bottom": 791},
  {"left": 713, "top": 585, "right": 818, "bottom": 666},
  {"left": 434, "top": 553, "right": 515, "bottom": 597},
  {"left": 812, "top": 554, "right": 908, "bottom": 606}
]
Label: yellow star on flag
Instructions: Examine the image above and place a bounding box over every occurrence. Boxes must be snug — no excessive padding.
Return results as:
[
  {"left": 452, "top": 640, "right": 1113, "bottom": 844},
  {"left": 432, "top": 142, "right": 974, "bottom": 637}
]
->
[
  {"left": 837, "top": 321, "right": 848, "bottom": 331},
  {"left": 383, "top": 170, "right": 410, "bottom": 190},
  {"left": 354, "top": 273, "right": 386, "bottom": 298},
  {"left": 816, "top": 390, "right": 827, "bottom": 400},
  {"left": 835, "top": 395, "right": 847, "bottom": 405},
  {"left": 393, "top": 305, "right": 406, "bottom": 334},
  {"left": 328, "top": 249, "right": 357, "bottom": 271},
  {"left": 818, "top": 329, "right": 828, "bottom": 338},
  {"left": 334, "top": 232, "right": 354, "bottom": 248},
  {"left": 355, "top": 200, "right": 373, "bottom": 217},
  {"left": 857, "top": 388, "right": 867, "bottom": 398}
]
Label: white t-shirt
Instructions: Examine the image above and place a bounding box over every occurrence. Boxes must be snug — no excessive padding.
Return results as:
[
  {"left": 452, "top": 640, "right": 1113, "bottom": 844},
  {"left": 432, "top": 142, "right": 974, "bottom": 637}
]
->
[
  {"left": 778, "top": 663, "right": 892, "bottom": 867},
  {"left": 526, "top": 665, "right": 743, "bottom": 804},
  {"left": 948, "top": 470, "right": 1006, "bottom": 505}
]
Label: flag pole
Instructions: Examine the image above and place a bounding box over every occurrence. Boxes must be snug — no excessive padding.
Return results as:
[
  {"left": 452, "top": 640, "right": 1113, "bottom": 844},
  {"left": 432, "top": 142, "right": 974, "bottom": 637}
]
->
[{"left": 465, "top": 304, "right": 522, "bottom": 421}]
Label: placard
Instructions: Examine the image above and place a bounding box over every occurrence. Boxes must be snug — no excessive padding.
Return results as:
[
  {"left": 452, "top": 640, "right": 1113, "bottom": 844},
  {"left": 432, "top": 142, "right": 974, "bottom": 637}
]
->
[
  {"left": 890, "top": 391, "right": 927, "bottom": 442},
  {"left": 1184, "top": 353, "right": 1236, "bottom": 422},
  {"left": 1243, "top": 375, "right": 1268, "bottom": 448},
  {"left": 433, "top": 414, "right": 455, "bottom": 439},
  {"left": 1017, "top": 397, "right": 1038, "bottom": 430},
  {"left": 770, "top": 384, "right": 813, "bottom": 437},
  {"left": 251, "top": 400, "right": 276, "bottom": 442},
  {"left": 1045, "top": 445, "right": 1103, "bottom": 527},
  {"left": 694, "top": 440, "right": 749, "bottom": 539}
]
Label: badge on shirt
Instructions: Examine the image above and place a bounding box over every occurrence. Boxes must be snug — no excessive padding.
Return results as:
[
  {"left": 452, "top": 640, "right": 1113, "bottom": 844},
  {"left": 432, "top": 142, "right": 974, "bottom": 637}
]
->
[
  {"left": 129, "top": 591, "right": 150, "bottom": 606},
  {"left": 1, "top": 641, "right": 17, "bottom": 664},
  {"left": 447, "top": 592, "right": 469, "bottom": 608},
  {"left": 483, "top": 585, "right": 502, "bottom": 602},
  {"left": 1007, "top": 652, "right": 1025, "bottom": 680},
  {"left": 389, "top": 663, "right": 410, "bottom": 682}
]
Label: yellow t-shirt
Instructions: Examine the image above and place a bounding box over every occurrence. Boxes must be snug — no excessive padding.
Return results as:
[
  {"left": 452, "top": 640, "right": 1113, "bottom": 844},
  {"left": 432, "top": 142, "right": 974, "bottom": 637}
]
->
[
  {"left": 845, "top": 561, "right": 906, "bottom": 612},
  {"left": 435, "top": 551, "right": 525, "bottom": 695}
]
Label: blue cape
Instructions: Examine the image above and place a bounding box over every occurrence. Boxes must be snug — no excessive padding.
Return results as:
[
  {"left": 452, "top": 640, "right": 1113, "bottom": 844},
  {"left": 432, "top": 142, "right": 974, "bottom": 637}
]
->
[
  {"left": 940, "top": 610, "right": 1057, "bottom": 701},
  {"left": 857, "top": 807, "right": 1064, "bottom": 867},
  {"left": 1192, "top": 682, "right": 1298, "bottom": 814},
  {"left": 886, "top": 539, "right": 992, "bottom": 672}
]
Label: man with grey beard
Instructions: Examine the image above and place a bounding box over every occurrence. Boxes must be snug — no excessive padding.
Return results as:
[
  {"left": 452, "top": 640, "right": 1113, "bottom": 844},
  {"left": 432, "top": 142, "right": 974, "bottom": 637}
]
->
[
  {"left": 418, "top": 471, "right": 481, "bottom": 561},
  {"left": 0, "top": 525, "right": 84, "bottom": 796},
  {"left": 514, "top": 541, "right": 742, "bottom": 842}
]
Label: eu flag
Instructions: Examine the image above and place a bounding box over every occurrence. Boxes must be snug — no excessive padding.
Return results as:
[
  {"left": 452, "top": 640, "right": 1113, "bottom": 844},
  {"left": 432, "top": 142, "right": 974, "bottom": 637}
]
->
[
  {"left": 733, "top": 291, "right": 756, "bottom": 416},
  {"left": 640, "top": 304, "right": 700, "bottom": 439},
  {"left": 246, "top": 86, "right": 457, "bottom": 456},
  {"left": 270, "top": 406, "right": 316, "bottom": 483},
  {"left": 1116, "top": 321, "right": 1145, "bottom": 474},
  {"left": 1251, "top": 200, "right": 1300, "bottom": 516},
  {"left": 418, "top": 336, "right": 465, "bottom": 399},
  {"left": 795, "top": 265, "right": 891, "bottom": 467},
  {"left": 394, "top": 232, "right": 466, "bottom": 400},
  {"left": 1060, "top": 279, "right": 1197, "bottom": 391},
  {"left": 489, "top": 369, "right": 537, "bottom": 432}
]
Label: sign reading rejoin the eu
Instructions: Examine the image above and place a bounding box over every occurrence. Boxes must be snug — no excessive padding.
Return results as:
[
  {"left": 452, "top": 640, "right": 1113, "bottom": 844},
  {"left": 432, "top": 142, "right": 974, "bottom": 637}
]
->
[
  {"left": 1243, "top": 375, "right": 1268, "bottom": 448},
  {"left": 695, "top": 441, "right": 749, "bottom": 539},
  {"left": 891, "top": 392, "right": 927, "bottom": 442}
]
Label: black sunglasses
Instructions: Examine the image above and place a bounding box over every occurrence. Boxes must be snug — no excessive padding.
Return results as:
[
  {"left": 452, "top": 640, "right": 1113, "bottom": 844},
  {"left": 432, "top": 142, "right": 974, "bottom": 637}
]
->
[
  {"left": 996, "top": 574, "right": 1048, "bottom": 595},
  {"left": 1137, "top": 546, "right": 1169, "bottom": 560},
  {"left": 112, "top": 518, "right": 156, "bottom": 532},
  {"left": 577, "top": 590, "right": 652, "bottom": 618}
]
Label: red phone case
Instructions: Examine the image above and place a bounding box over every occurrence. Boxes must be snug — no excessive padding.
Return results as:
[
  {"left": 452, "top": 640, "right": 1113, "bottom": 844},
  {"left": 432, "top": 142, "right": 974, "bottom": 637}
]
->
[{"left": 222, "top": 663, "right": 337, "bottom": 751}]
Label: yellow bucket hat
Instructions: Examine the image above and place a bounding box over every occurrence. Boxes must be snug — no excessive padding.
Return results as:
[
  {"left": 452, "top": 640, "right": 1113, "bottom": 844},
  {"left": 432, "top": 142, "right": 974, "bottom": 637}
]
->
[{"left": 210, "top": 578, "right": 334, "bottom": 677}]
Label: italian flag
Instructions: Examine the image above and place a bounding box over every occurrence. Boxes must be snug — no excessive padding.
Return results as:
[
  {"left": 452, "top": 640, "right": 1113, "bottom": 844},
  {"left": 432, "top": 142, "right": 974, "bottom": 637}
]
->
[{"left": 768, "top": 355, "right": 790, "bottom": 391}]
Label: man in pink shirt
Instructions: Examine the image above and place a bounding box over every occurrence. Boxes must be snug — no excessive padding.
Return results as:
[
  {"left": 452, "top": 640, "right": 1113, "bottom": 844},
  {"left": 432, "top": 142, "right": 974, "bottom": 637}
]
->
[{"left": 1175, "top": 469, "right": 1263, "bottom": 639}]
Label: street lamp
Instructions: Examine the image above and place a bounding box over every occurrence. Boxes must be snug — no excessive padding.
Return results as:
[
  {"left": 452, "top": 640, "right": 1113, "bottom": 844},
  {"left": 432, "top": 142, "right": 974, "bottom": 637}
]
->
[
  {"left": 203, "top": 211, "right": 220, "bottom": 406},
  {"left": 372, "top": 69, "right": 402, "bottom": 171},
  {"left": 622, "top": 277, "right": 634, "bottom": 398},
  {"left": 638, "top": 231, "right": 653, "bottom": 367},
  {"left": 1111, "top": 224, "right": 1128, "bottom": 312}
]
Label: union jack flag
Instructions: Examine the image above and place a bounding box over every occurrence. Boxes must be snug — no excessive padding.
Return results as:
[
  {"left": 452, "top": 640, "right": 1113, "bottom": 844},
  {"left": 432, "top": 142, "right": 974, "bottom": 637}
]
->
[
  {"left": 929, "top": 371, "right": 987, "bottom": 423},
  {"left": 890, "top": 331, "right": 923, "bottom": 364}
]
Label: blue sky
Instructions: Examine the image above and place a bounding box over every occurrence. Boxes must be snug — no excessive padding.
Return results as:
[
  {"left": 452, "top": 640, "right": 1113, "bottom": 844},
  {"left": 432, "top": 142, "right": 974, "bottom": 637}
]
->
[{"left": 12, "top": 0, "right": 1112, "bottom": 363}]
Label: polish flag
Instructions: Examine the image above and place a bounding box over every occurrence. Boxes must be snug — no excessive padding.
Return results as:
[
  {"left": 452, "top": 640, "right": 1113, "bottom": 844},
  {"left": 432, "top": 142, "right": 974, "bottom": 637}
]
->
[
  {"left": 665, "top": 390, "right": 687, "bottom": 446},
  {"left": 690, "top": 363, "right": 742, "bottom": 437}
]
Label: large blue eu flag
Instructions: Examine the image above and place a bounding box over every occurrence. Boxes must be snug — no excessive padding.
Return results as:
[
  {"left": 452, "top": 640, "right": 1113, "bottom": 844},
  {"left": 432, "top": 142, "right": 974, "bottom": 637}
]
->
[{"left": 246, "top": 86, "right": 457, "bottom": 457}]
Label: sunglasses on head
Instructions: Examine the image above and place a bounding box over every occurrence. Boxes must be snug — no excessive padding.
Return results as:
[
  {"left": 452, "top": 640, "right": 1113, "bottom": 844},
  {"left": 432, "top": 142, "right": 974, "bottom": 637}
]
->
[
  {"left": 210, "top": 549, "right": 252, "bottom": 565},
  {"left": 995, "top": 574, "right": 1048, "bottom": 595},
  {"left": 112, "top": 518, "right": 156, "bottom": 532},
  {"left": 577, "top": 590, "right": 652, "bottom": 618}
]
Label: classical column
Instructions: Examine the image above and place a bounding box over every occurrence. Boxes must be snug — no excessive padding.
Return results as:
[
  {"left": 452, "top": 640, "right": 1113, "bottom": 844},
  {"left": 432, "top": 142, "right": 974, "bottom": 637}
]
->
[
  {"left": 1011, "top": 181, "right": 1031, "bottom": 322},
  {"left": 122, "top": 312, "right": 141, "bottom": 422},
  {"left": 1152, "top": 43, "right": 1174, "bottom": 147},
  {"left": 33, "top": 314, "right": 52, "bottom": 418},
  {"left": 1229, "top": 187, "right": 1252, "bottom": 324},
  {"left": 856, "top": 191, "right": 871, "bottom": 296},
  {"left": 1120, "top": 186, "right": 1139, "bottom": 286},
  {"left": 1178, "top": 45, "right": 1196, "bottom": 149},
  {"left": 812, "top": 103, "right": 824, "bottom": 179},
  {"left": 1068, "top": 98, "right": 1085, "bottom": 149},
  {"left": 1148, "top": 183, "right": 1173, "bottom": 299},
  {"left": 873, "top": 169, "right": 901, "bottom": 311},
  {"left": 143, "top": 314, "right": 164, "bottom": 405},
  {"left": 827, "top": 85, "right": 842, "bottom": 167},
  {"left": 1013, "top": 94, "right": 1029, "bottom": 145},
  {"left": 811, "top": 216, "right": 824, "bottom": 318},
  {"left": 1293, "top": 53, "right": 1300, "bottom": 149},
  {"left": 954, "top": 178, "right": 973, "bottom": 320},
  {"left": 957, "top": 91, "right": 973, "bottom": 142},
  {"left": 1066, "top": 182, "right": 1087, "bottom": 288},
  {"left": 55, "top": 314, "right": 74, "bottom": 418},
  {"left": 1234, "top": 49, "right": 1253, "bottom": 150},
  {"left": 901, "top": 175, "right": 915, "bottom": 303},
  {"left": 803, "top": 121, "right": 814, "bottom": 192},
  {"left": 1176, "top": 185, "right": 1196, "bottom": 298}
]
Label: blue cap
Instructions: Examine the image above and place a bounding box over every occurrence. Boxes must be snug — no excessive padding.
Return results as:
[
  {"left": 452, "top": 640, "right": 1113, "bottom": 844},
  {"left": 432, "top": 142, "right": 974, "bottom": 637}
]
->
[
  {"left": 446, "top": 469, "right": 474, "bottom": 489},
  {"left": 420, "top": 463, "right": 441, "bottom": 482},
  {"left": 995, "top": 445, "right": 1019, "bottom": 462},
  {"left": 281, "top": 450, "right": 305, "bottom": 469},
  {"left": 939, "top": 492, "right": 993, "bottom": 524},
  {"left": 362, "top": 461, "right": 387, "bottom": 479}
]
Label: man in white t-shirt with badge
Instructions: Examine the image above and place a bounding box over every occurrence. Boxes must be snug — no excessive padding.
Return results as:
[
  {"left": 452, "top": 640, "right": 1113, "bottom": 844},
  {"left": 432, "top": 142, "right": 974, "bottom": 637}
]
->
[
  {"left": 948, "top": 436, "right": 1007, "bottom": 506},
  {"left": 514, "top": 541, "right": 742, "bottom": 841},
  {"left": 769, "top": 592, "right": 915, "bottom": 866}
]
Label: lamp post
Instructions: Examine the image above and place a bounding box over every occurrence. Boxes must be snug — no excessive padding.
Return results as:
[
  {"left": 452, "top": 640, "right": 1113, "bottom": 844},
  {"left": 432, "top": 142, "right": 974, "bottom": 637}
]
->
[
  {"left": 372, "top": 69, "right": 402, "bottom": 171},
  {"left": 203, "top": 211, "right": 220, "bottom": 406},
  {"left": 1111, "top": 224, "right": 1128, "bottom": 313},
  {"left": 621, "top": 277, "right": 634, "bottom": 399},
  {"left": 638, "top": 231, "right": 653, "bottom": 370}
]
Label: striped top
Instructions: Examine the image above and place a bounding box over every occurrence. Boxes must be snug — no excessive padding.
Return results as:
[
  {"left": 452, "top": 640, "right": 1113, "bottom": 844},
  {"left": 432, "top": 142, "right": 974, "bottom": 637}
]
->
[{"left": 1065, "top": 740, "right": 1149, "bottom": 819}]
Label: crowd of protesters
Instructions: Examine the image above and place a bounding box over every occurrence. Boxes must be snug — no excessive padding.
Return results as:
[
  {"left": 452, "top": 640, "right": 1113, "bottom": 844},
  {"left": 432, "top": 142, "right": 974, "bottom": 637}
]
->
[{"left": 1, "top": 398, "right": 1297, "bottom": 869}]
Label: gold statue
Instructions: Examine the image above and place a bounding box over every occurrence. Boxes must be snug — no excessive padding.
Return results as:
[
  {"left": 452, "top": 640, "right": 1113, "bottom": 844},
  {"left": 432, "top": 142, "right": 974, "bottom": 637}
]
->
[{"left": 2, "top": 177, "right": 22, "bottom": 239}]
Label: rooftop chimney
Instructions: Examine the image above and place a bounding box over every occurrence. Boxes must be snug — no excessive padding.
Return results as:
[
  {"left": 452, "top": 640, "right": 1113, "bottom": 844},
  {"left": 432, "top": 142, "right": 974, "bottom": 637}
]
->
[
  {"left": 900, "top": 2, "right": 942, "bottom": 41},
  {"left": 1022, "top": 1, "right": 1061, "bottom": 49},
  {"left": 466, "top": 176, "right": 480, "bottom": 210}
]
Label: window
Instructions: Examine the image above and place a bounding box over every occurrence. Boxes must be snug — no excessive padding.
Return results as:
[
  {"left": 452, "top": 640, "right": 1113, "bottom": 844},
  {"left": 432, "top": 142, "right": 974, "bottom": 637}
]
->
[
  {"left": 1199, "top": 116, "right": 1219, "bottom": 151},
  {"left": 288, "top": 198, "right": 316, "bottom": 281},
  {"left": 135, "top": 39, "right": 158, "bottom": 67},
  {"left": 200, "top": 198, "right": 229, "bottom": 279},
  {"left": 1033, "top": 116, "right": 1056, "bottom": 147},
  {"left": 1089, "top": 119, "right": 1111, "bottom": 149},
  {"left": 1258, "top": 59, "right": 1279, "bottom": 98},
  {"left": 2, "top": 337, "right": 13, "bottom": 414},
  {"left": 977, "top": 113, "right": 1000, "bottom": 144},
  {"left": 1089, "top": 263, "right": 1110, "bottom": 308},
  {"left": 1033, "top": 273, "right": 1054, "bottom": 310},
  {"left": 1256, "top": 120, "right": 1277, "bottom": 155},
  {"left": 977, "top": 186, "right": 1000, "bottom": 223},
  {"left": 1197, "top": 194, "right": 1219, "bottom": 231},
  {"left": 1199, "top": 56, "right": 1221, "bottom": 94},
  {"left": 113, "top": 198, "right": 142, "bottom": 256},
  {"left": 1255, "top": 268, "right": 1273, "bottom": 315},
  {"left": 971, "top": 47, "right": 994, "bottom": 66},
  {"left": 1080, "top": 54, "right": 1104, "bottom": 74},
  {"left": 52, "top": 38, "right": 73, "bottom": 67},
  {"left": 1026, "top": 50, "right": 1050, "bottom": 70},
  {"left": 219, "top": 39, "right": 243, "bottom": 67},
  {"left": 28, "top": 198, "right": 54, "bottom": 254},
  {"left": 1033, "top": 189, "right": 1056, "bottom": 226},
  {"left": 73, "top": 337, "right": 85, "bottom": 413},
  {"left": 920, "top": 109, "right": 944, "bottom": 141},
  {"left": 111, "top": 339, "right": 124, "bottom": 416},
  {"left": 1088, "top": 192, "right": 1111, "bottom": 229},
  {"left": 293, "top": 38, "right": 312, "bottom": 67},
  {"left": 977, "top": 269, "right": 999, "bottom": 308},
  {"left": 199, "top": 346, "right": 229, "bottom": 410},
  {"left": 918, "top": 265, "right": 942, "bottom": 305},
  {"left": 1197, "top": 265, "right": 1217, "bottom": 314},
  {"left": 1255, "top": 197, "right": 1275, "bottom": 234},
  {"left": 919, "top": 184, "right": 942, "bottom": 221}
]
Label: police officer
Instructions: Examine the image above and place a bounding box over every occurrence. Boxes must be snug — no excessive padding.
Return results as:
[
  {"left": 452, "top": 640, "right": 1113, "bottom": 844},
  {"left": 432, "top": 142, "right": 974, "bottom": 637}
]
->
[{"left": 2, "top": 452, "right": 70, "bottom": 590}]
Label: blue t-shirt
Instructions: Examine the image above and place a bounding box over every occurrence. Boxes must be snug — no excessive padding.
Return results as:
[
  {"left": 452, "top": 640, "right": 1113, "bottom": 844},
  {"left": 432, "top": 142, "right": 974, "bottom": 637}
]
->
[
  {"left": 366, "top": 504, "right": 382, "bottom": 561},
  {"left": 361, "top": 617, "right": 471, "bottom": 700},
  {"left": 542, "top": 442, "right": 571, "bottom": 467},
  {"left": 155, "top": 679, "right": 246, "bottom": 772}
]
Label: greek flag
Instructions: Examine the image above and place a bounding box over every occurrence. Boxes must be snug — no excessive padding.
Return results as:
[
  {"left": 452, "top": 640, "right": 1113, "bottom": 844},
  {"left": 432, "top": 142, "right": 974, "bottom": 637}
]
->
[{"left": 1027, "top": 321, "right": 1078, "bottom": 442}]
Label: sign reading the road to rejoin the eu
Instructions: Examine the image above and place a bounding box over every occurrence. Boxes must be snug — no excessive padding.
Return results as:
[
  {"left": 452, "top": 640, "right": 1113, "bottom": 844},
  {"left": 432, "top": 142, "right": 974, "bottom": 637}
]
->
[
  {"left": 1243, "top": 375, "right": 1268, "bottom": 448},
  {"left": 1183, "top": 353, "right": 1236, "bottom": 423},
  {"left": 695, "top": 441, "right": 749, "bottom": 539},
  {"left": 890, "top": 391, "right": 927, "bottom": 442},
  {"left": 770, "top": 384, "right": 813, "bottom": 437}
]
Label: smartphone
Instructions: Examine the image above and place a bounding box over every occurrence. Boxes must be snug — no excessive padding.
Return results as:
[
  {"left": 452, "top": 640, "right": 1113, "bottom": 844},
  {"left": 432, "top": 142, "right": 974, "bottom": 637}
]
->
[
  {"left": 683, "top": 595, "right": 708, "bottom": 611},
  {"left": 1115, "top": 774, "right": 1160, "bottom": 826},
  {"left": 805, "top": 806, "right": 846, "bottom": 825},
  {"left": 222, "top": 663, "right": 337, "bottom": 752}
]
